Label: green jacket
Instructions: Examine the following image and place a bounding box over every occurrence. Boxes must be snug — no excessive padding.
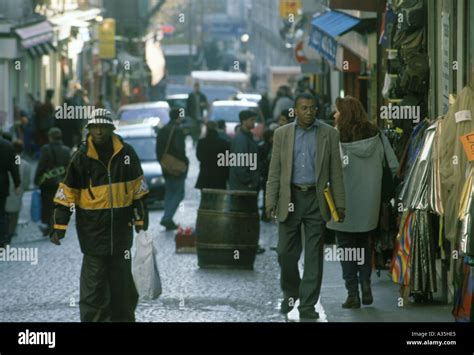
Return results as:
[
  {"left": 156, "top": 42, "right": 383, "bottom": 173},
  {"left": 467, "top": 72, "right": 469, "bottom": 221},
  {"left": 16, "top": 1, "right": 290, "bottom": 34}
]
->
[{"left": 266, "top": 120, "right": 345, "bottom": 222}]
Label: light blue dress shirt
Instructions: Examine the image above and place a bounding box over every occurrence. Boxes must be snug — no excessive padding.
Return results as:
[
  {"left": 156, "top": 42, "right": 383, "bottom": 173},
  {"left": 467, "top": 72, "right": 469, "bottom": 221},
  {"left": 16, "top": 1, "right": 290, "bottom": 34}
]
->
[{"left": 292, "top": 120, "right": 317, "bottom": 184}]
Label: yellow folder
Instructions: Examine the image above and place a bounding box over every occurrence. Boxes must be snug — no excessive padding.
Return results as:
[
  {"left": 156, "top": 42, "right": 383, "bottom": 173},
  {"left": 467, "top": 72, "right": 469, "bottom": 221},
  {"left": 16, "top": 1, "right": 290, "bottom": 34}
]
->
[{"left": 323, "top": 185, "right": 340, "bottom": 222}]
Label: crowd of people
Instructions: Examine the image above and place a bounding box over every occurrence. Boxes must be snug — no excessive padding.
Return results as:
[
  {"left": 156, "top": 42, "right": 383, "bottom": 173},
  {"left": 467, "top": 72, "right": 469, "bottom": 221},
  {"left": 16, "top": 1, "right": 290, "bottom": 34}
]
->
[{"left": 0, "top": 77, "right": 400, "bottom": 322}]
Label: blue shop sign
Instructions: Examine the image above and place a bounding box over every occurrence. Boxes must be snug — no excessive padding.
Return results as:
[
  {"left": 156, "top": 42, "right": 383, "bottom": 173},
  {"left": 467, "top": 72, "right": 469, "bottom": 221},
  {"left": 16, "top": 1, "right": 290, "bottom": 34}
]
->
[{"left": 309, "top": 11, "right": 360, "bottom": 65}]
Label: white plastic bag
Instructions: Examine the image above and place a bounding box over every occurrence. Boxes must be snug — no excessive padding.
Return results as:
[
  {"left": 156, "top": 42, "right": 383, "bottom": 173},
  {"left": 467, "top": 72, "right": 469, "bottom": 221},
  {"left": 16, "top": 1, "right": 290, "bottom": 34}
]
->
[{"left": 132, "top": 230, "right": 162, "bottom": 300}]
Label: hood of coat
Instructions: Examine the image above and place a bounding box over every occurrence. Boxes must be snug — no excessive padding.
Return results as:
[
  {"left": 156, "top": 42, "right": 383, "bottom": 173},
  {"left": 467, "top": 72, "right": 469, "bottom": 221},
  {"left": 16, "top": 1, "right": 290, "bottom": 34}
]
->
[{"left": 341, "top": 133, "right": 380, "bottom": 159}]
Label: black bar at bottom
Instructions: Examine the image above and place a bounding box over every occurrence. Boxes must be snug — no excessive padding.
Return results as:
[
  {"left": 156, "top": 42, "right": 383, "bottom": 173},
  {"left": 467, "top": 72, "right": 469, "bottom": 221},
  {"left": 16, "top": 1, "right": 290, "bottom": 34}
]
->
[{"left": 0, "top": 322, "right": 473, "bottom": 353}]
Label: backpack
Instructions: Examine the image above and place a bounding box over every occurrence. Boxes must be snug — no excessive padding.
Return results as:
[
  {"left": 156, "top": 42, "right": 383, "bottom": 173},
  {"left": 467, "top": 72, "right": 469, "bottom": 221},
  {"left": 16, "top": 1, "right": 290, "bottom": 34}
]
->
[
  {"left": 39, "top": 146, "right": 67, "bottom": 189},
  {"left": 399, "top": 52, "right": 429, "bottom": 94},
  {"left": 395, "top": 0, "right": 426, "bottom": 32},
  {"left": 398, "top": 28, "right": 426, "bottom": 63}
]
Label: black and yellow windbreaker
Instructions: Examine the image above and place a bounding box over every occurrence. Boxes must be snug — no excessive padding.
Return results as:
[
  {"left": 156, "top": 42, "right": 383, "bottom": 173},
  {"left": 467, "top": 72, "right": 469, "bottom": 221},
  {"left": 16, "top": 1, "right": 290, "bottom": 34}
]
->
[{"left": 52, "top": 134, "right": 149, "bottom": 256}]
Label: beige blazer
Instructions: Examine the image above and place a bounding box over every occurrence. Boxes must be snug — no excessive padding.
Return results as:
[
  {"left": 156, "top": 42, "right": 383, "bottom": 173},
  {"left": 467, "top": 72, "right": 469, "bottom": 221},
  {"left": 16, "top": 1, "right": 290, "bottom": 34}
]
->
[{"left": 265, "top": 120, "right": 345, "bottom": 222}]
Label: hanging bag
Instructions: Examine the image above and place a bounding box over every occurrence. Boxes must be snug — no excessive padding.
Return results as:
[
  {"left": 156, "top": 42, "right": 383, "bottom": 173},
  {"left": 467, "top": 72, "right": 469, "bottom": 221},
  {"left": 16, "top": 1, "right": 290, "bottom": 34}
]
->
[
  {"left": 30, "top": 189, "right": 42, "bottom": 223},
  {"left": 39, "top": 146, "right": 66, "bottom": 189},
  {"left": 160, "top": 124, "right": 187, "bottom": 176},
  {"left": 379, "top": 133, "right": 397, "bottom": 203},
  {"left": 132, "top": 230, "right": 162, "bottom": 300}
]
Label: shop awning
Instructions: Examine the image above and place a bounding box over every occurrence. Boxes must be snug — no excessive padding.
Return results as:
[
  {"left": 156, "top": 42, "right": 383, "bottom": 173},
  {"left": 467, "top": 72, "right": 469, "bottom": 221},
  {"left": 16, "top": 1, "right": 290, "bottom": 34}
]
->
[
  {"left": 309, "top": 11, "right": 360, "bottom": 65},
  {"left": 27, "top": 42, "right": 56, "bottom": 57},
  {"left": 15, "top": 20, "right": 54, "bottom": 49}
]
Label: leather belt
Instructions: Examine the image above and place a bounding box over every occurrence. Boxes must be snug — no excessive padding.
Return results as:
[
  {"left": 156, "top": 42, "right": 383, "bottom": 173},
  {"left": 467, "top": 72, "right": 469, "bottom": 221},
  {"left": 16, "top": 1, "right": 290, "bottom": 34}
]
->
[{"left": 291, "top": 184, "right": 316, "bottom": 192}]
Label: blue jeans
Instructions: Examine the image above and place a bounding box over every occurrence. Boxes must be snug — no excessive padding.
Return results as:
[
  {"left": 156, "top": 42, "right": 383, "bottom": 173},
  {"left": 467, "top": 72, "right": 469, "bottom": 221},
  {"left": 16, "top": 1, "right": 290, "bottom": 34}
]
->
[
  {"left": 335, "top": 231, "right": 372, "bottom": 296},
  {"left": 161, "top": 175, "right": 185, "bottom": 223}
]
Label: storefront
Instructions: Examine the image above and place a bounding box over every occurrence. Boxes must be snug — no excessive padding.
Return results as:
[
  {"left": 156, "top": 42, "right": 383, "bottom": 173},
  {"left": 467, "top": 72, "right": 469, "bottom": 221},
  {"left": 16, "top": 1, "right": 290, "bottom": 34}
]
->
[
  {"left": 0, "top": 19, "right": 55, "bottom": 131},
  {"left": 427, "top": 0, "right": 471, "bottom": 118},
  {"left": 308, "top": 9, "right": 378, "bottom": 117}
]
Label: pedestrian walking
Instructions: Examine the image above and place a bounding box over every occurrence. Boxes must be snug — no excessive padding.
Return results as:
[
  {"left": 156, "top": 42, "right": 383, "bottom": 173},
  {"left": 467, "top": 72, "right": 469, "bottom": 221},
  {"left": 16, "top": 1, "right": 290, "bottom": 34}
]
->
[
  {"left": 216, "top": 120, "right": 231, "bottom": 143},
  {"left": 5, "top": 140, "right": 31, "bottom": 242},
  {"left": 258, "top": 92, "right": 272, "bottom": 123},
  {"left": 228, "top": 110, "right": 260, "bottom": 191},
  {"left": 326, "top": 96, "right": 399, "bottom": 309},
  {"left": 265, "top": 93, "right": 346, "bottom": 320},
  {"left": 229, "top": 110, "right": 265, "bottom": 254},
  {"left": 0, "top": 135, "right": 21, "bottom": 248},
  {"left": 277, "top": 108, "right": 294, "bottom": 127},
  {"left": 195, "top": 121, "right": 229, "bottom": 190},
  {"left": 295, "top": 77, "right": 316, "bottom": 97},
  {"left": 50, "top": 108, "right": 149, "bottom": 322},
  {"left": 34, "top": 128, "right": 71, "bottom": 236},
  {"left": 272, "top": 86, "right": 294, "bottom": 122},
  {"left": 34, "top": 89, "right": 55, "bottom": 147},
  {"left": 186, "top": 82, "right": 208, "bottom": 146},
  {"left": 156, "top": 108, "right": 189, "bottom": 231}
]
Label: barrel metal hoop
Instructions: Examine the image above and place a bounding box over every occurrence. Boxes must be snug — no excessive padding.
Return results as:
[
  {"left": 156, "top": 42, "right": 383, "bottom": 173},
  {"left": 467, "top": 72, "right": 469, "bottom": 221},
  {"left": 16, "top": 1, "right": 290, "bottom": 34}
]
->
[
  {"left": 196, "top": 242, "right": 257, "bottom": 249},
  {"left": 197, "top": 209, "right": 259, "bottom": 218}
]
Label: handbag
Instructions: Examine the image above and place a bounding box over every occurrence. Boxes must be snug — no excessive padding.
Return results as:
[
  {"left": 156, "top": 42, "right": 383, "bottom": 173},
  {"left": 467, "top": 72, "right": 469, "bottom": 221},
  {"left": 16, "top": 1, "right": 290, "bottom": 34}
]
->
[
  {"left": 132, "top": 230, "right": 162, "bottom": 300},
  {"left": 30, "top": 189, "right": 42, "bottom": 223},
  {"left": 379, "top": 133, "right": 396, "bottom": 203},
  {"left": 39, "top": 146, "right": 66, "bottom": 189},
  {"left": 160, "top": 124, "right": 187, "bottom": 176}
]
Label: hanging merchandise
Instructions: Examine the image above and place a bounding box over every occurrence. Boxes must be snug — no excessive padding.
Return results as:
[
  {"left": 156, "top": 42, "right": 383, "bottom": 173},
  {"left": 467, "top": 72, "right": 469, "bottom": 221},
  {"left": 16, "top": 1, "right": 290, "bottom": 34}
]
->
[
  {"left": 391, "top": 118, "right": 440, "bottom": 300},
  {"left": 396, "top": 0, "right": 426, "bottom": 32},
  {"left": 410, "top": 210, "right": 437, "bottom": 296},
  {"left": 458, "top": 167, "right": 474, "bottom": 257},
  {"left": 397, "top": 120, "right": 430, "bottom": 190},
  {"left": 399, "top": 121, "right": 437, "bottom": 210},
  {"left": 437, "top": 86, "right": 474, "bottom": 243},
  {"left": 392, "top": 209, "right": 415, "bottom": 286},
  {"left": 429, "top": 120, "right": 445, "bottom": 216},
  {"left": 452, "top": 256, "right": 474, "bottom": 322}
]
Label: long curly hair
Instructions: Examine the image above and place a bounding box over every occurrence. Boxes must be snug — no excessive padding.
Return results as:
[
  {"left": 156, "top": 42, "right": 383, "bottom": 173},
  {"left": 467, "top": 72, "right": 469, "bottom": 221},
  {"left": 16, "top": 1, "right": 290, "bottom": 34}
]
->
[{"left": 335, "top": 96, "right": 379, "bottom": 143}]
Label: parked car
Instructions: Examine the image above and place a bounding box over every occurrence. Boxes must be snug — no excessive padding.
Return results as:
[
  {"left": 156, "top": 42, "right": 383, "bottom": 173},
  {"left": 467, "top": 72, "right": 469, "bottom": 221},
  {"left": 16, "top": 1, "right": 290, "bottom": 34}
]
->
[
  {"left": 207, "top": 100, "right": 265, "bottom": 140},
  {"left": 117, "top": 102, "right": 170, "bottom": 128},
  {"left": 115, "top": 123, "right": 165, "bottom": 209},
  {"left": 234, "top": 93, "right": 262, "bottom": 103},
  {"left": 167, "top": 84, "right": 241, "bottom": 103}
]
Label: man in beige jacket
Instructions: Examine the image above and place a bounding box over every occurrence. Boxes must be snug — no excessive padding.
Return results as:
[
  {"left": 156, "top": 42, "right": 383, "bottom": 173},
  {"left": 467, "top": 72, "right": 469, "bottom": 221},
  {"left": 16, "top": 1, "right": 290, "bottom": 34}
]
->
[{"left": 265, "top": 93, "right": 345, "bottom": 320}]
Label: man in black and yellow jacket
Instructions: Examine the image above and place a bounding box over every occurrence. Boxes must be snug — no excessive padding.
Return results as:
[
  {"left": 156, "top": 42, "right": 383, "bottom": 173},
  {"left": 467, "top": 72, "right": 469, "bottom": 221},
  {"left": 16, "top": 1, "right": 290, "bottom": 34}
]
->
[{"left": 50, "top": 108, "right": 149, "bottom": 322}]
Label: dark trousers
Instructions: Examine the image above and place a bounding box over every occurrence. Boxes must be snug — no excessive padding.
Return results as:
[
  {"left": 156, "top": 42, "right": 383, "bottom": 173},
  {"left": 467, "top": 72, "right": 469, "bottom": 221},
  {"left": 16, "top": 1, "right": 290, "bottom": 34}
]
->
[
  {"left": 0, "top": 197, "right": 6, "bottom": 246},
  {"left": 40, "top": 187, "right": 56, "bottom": 227},
  {"left": 277, "top": 187, "right": 324, "bottom": 312},
  {"left": 80, "top": 254, "right": 138, "bottom": 322},
  {"left": 6, "top": 212, "right": 19, "bottom": 240},
  {"left": 191, "top": 119, "right": 201, "bottom": 145},
  {"left": 335, "top": 231, "right": 372, "bottom": 296}
]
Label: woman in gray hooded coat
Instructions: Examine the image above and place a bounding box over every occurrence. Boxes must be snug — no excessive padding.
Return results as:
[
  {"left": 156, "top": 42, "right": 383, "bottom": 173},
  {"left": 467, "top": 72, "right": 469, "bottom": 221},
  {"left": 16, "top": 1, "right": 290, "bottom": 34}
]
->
[{"left": 327, "top": 96, "right": 399, "bottom": 309}]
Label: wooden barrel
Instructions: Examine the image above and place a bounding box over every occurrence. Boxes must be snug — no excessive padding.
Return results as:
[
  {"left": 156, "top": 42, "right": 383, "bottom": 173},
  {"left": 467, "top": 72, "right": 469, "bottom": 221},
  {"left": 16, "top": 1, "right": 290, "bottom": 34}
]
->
[{"left": 196, "top": 189, "right": 260, "bottom": 270}]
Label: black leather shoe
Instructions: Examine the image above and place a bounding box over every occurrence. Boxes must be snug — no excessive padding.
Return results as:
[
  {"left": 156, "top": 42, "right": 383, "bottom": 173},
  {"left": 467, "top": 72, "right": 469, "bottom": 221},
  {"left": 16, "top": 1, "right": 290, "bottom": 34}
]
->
[
  {"left": 160, "top": 221, "right": 178, "bottom": 231},
  {"left": 299, "top": 308, "right": 319, "bottom": 320},
  {"left": 342, "top": 294, "right": 361, "bottom": 309},
  {"left": 361, "top": 281, "right": 373, "bottom": 305},
  {"left": 280, "top": 297, "right": 297, "bottom": 314}
]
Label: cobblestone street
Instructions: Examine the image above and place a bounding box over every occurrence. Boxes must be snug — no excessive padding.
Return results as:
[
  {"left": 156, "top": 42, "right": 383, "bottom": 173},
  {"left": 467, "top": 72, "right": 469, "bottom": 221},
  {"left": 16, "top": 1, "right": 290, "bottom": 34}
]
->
[{"left": 0, "top": 139, "right": 453, "bottom": 322}]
